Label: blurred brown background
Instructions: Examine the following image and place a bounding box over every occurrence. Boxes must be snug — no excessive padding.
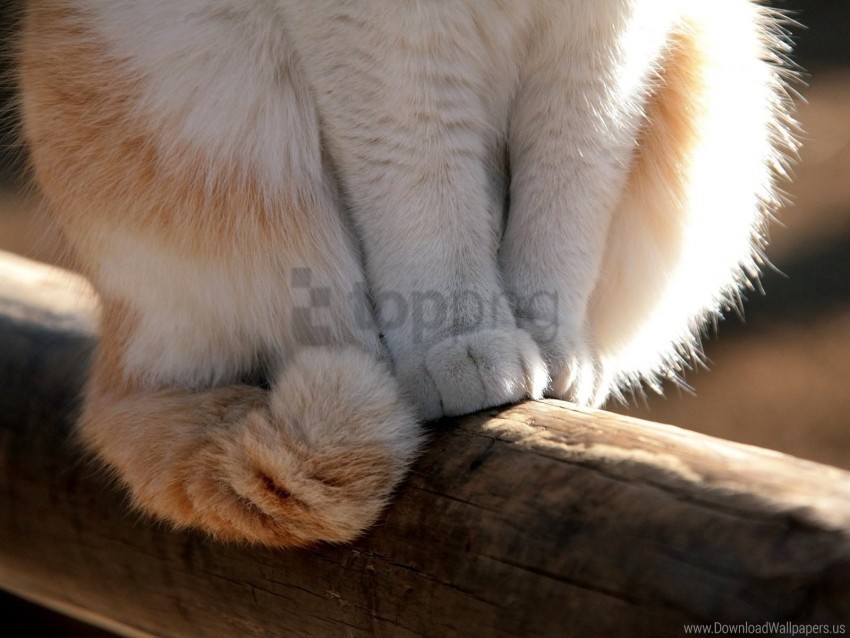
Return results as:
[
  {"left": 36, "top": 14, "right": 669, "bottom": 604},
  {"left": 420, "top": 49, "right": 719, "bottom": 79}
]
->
[{"left": 0, "top": 0, "right": 848, "bottom": 634}]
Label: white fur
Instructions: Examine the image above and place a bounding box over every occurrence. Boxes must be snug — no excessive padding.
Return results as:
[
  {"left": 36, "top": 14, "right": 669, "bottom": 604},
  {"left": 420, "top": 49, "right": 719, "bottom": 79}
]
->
[
  {"left": 74, "top": 0, "right": 792, "bottom": 410},
  {"left": 93, "top": 225, "right": 382, "bottom": 389}
]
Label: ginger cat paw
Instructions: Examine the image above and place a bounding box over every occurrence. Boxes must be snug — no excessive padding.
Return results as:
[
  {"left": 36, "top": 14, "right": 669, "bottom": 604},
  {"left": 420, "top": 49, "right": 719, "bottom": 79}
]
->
[{"left": 84, "top": 349, "right": 421, "bottom": 546}]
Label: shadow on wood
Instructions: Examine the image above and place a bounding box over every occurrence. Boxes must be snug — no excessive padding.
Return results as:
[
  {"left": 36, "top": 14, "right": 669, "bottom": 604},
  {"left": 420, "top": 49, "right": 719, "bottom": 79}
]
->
[{"left": 0, "top": 250, "right": 849, "bottom": 637}]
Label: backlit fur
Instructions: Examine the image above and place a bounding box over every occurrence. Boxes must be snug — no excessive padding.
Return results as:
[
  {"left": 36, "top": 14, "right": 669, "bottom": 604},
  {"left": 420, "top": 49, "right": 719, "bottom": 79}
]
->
[{"left": 19, "top": 0, "right": 795, "bottom": 546}]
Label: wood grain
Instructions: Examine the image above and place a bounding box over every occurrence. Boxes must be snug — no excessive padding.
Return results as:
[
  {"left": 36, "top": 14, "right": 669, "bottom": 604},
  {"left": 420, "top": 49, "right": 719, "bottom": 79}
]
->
[{"left": 0, "top": 250, "right": 848, "bottom": 637}]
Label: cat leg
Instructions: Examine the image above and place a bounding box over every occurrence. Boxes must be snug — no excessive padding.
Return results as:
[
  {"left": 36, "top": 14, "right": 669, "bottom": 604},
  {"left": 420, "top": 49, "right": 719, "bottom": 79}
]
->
[
  {"left": 286, "top": 6, "right": 548, "bottom": 419},
  {"left": 33, "top": 158, "right": 420, "bottom": 551},
  {"left": 331, "top": 112, "right": 547, "bottom": 421},
  {"left": 346, "top": 144, "right": 547, "bottom": 421},
  {"left": 62, "top": 215, "right": 421, "bottom": 547},
  {"left": 75, "top": 226, "right": 419, "bottom": 548},
  {"left": 351, "top": 179, "right": 547, "bottom": 421},
  {"left": 20, "top": 0, "right": 421, "bottom": 545},
  {"left": 66, "top": 192, "right": 420, "bottom": 548},
  {"left": 81, "top": 311, "right": 419, "bottom": 546},
  {"left": 502, "top": 1, "right": 791, "bottom": 406},
  {"left": 500, "top": 2, "right": 654, "bottom": 406}
]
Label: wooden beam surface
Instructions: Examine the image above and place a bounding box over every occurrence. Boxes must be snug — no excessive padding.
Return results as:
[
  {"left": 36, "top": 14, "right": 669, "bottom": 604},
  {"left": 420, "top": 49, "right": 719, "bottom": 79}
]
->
[{"left": 0, "top": 250, "right": 848, "bottom": 637}]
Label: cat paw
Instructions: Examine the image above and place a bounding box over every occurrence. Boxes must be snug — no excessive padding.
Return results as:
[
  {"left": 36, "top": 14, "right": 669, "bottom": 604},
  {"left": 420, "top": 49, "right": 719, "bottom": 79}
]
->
[
  {"left": 395, "top": 328, "right": 548, "bottom": 420},
  {"left": 211, "top": 349, "right": 420, "bottom": 545},
  {"left": 114, "top": 349, "right": 421, "bottom": 547},
  {"left": 543, "top": 343, "right": 606, "bottom": 407},
  {"left": 520, "top": 324, "right": 608, "bottom": 407}
]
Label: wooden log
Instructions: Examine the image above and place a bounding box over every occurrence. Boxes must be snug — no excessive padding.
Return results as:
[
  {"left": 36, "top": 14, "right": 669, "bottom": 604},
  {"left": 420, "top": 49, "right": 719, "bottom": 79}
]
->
[{"left": 0, "top": 249, "right": 848, "bottom": 637}]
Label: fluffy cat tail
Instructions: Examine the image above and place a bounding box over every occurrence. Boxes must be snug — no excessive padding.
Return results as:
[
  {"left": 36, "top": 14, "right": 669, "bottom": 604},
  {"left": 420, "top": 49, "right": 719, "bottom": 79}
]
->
[{"left": 80, "top": 348, "right": 421, "bottom": 547}]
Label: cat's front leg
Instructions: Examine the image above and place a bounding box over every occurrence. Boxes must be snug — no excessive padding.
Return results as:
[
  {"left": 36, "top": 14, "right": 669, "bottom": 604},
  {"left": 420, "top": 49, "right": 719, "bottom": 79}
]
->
[
  {"left": 320, "top": 94, "right": 545, "bottom": 420},
  {"left": 501, "top": 3, "right": 677, "bottom": 406},
  {"left": 503, "top": 1, "right": 790, "bottom": 407},
  {"left": 345, "top": 148, "right": 547, "bottom": 420},
  {"left": 20, "top": 0, "right": 424, "bottom": 546},
  {"left": 288, "top": 7, "right": 551, "bottom": 420}
]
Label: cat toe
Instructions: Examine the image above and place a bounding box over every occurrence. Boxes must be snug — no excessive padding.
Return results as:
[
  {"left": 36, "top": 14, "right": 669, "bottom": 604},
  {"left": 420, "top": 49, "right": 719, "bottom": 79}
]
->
[{"left": 530, "top": 337, "right": 608, "bottom": 407}]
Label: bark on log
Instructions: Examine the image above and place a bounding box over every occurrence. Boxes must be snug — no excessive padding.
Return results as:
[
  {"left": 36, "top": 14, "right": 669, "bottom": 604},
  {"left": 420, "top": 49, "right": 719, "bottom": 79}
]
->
[{"left": 0, "top": 249, "right": 849, "bottom": 637}]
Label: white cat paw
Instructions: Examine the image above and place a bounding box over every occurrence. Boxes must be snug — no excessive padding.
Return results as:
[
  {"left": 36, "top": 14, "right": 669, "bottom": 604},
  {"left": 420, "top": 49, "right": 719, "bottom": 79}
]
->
[
  {"left": 520, "top": 325, "right": 608, "bottom": 407},
  {"left": 395, "top": 328, "right": 548, "bottom": 420}
]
